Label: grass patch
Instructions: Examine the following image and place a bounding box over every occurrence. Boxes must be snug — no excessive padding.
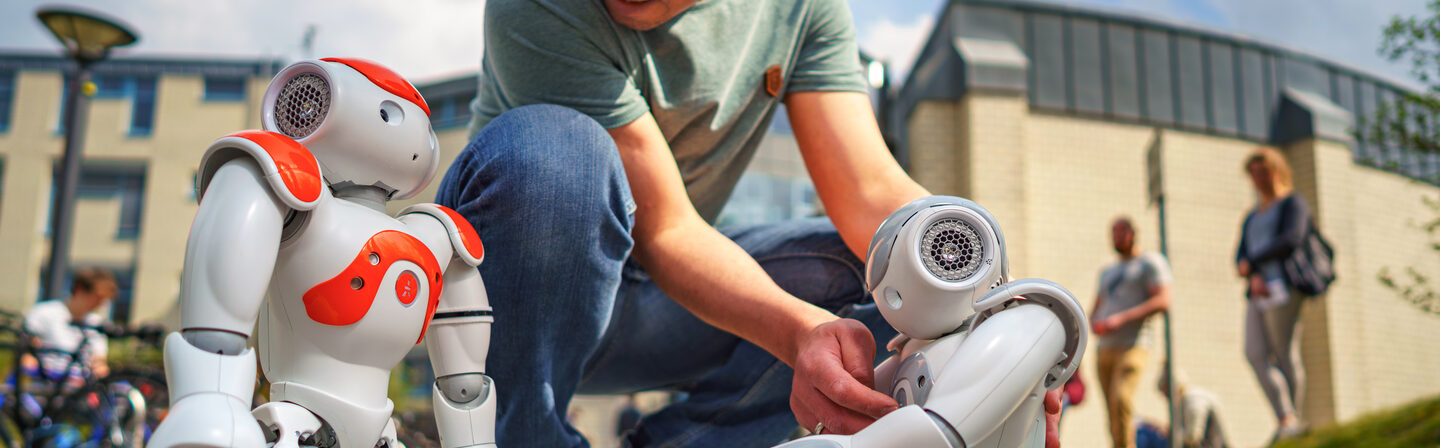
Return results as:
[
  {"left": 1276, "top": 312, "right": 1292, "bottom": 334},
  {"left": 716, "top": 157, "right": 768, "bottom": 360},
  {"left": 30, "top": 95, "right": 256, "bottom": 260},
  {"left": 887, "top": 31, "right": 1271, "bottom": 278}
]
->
[{"left": 1272, "top": 395, "right": 1440, "bottom": 448}]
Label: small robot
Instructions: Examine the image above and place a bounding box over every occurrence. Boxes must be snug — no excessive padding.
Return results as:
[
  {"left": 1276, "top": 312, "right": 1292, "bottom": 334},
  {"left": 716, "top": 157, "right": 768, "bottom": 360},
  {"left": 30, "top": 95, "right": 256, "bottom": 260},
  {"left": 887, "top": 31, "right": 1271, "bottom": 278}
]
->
[
  {"left": 148, "top": 58, "right": 495, "bottom": 448},
  {"left": 778, "top": 196, "right": 1088, "bottom": 448}
]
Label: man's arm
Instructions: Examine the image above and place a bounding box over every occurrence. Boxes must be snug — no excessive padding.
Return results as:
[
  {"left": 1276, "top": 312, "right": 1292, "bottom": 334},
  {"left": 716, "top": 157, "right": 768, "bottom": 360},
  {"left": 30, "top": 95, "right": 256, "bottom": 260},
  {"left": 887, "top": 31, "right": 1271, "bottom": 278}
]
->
[
  {"left": 785, "top": 91, "right": 929, "bottom": 259},
  {"left": 1090, "top": 293, "right": 1110, "bottom": 335},
  {"left": 610, "top": 113, "right": 898, "bottom": 433},
  {"left": 1098, "top": 284, "right": 1171, "bottom": 331}
]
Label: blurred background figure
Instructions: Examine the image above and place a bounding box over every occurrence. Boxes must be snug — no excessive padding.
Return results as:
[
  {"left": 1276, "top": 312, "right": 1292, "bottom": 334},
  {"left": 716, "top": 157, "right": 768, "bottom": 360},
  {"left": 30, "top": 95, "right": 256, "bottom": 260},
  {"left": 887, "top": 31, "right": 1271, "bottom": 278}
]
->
[
  {"left": 1091, "top": 217, "right": 1173, "bottom": 448},
  {"left": 1159, "top": 364, "right": 1229, "bottom": 448},
  {"left": 1234, "top": 147, "right": 1310, "bottom": 443},
  {"left": 22, "top": 267, "right": 115, "bottom": 382}
]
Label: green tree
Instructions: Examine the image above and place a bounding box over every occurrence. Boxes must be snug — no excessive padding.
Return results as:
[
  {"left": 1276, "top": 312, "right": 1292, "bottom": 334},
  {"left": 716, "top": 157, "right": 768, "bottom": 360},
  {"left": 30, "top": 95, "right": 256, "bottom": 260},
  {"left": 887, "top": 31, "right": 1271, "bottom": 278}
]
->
[{"left": 1365, "top": 1, "right": 1440, "bottom": 313}]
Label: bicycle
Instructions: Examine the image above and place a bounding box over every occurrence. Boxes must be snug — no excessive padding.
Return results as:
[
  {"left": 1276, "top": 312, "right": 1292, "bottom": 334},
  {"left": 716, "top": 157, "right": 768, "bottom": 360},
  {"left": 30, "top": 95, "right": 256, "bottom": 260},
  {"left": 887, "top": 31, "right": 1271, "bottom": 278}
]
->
[{"left": 0, "top": 310, "right": 161, "bottom": 448}]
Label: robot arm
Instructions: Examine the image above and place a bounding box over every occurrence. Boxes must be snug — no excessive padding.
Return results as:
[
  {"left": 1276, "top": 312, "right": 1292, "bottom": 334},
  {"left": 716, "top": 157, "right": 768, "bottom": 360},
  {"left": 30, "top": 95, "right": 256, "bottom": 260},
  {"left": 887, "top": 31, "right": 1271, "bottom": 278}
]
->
[
  {"left": 427, "top": 259, "right": 497, "bottom": 448},
  {"left": 150, "top": 156, "right": 290, "bottom": 448},
  {"left": 400, "top": 204, "right": 496, "bottom": 448}
]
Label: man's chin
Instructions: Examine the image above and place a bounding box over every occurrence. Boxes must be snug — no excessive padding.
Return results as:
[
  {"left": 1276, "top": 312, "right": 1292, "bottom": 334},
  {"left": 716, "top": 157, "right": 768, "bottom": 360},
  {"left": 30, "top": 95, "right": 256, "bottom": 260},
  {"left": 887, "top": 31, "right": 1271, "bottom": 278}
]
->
[{"left": 604, "top": 0, "right": 674, "bottom": 30}]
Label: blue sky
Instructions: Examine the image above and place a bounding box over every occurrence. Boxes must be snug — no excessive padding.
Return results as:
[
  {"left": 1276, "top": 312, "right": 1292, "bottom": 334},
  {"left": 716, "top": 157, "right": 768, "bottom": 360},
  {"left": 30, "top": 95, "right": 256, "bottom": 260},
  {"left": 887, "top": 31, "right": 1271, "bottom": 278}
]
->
[{"left": 0, "top": 0, "right": 1428, "bottom": 88}]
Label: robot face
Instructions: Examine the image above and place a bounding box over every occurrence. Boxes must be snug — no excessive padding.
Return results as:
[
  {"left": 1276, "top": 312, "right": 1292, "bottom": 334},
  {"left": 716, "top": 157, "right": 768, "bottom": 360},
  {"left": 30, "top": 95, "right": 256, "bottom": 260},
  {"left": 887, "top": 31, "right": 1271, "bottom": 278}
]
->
[
  {"left": 866, "top": 196, "right": 1009, "bottom": 340},
  {"left": 262, "top": 59, "right": 440, "bottom": 200}
]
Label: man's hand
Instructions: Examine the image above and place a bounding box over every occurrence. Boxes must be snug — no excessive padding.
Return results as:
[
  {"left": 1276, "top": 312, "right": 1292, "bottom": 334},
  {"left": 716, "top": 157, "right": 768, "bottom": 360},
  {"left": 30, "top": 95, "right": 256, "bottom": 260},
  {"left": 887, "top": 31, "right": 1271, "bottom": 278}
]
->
[
  {"left": 1091, "top": 315, "right": 1122, "bottom": 336},
  {"left": 791, "top": 319, "right": 899, "bottom": 435},
  {"left": 1045, "top": 389, "right": 1062, "bottom": 448},
  {"left": 91, "top": 359, "right": 110, "bottom": 379},
  {"left": 1237, "top": 259, "right": 1252, "bottom": 278},
  {"left": 1248, "top": 275, "right": 1269, "bottom": 299}
]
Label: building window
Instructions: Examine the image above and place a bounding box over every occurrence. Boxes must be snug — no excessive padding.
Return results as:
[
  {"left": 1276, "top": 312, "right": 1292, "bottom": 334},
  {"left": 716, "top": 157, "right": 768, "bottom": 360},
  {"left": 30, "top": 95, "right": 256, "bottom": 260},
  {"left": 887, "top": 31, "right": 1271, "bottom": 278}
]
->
[
  {"left": 57, "top": 75, "right": 158, "bottom": 137},
  {"left": 93, "top": 75, "right": 129, "bottom": 98},
  {"left": 0, "top": 71, "right": 13, "bottom": 133},
  {"left": 204, "top": 76, "right": 246, "bottom": 101},
  {"left": 430, "top": 94, "right": 475, "bottom": 129},
  {"left": 130, "top": 76, "right": 156, "bottom": 136},
  {"left": 49, "top": 162, "right": 147, "bottom": 240}
]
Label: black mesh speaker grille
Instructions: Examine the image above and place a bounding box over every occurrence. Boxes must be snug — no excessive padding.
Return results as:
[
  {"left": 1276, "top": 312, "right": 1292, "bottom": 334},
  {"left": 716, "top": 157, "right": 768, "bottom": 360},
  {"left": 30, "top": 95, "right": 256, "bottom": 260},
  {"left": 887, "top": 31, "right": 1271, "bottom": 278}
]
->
[
  {"left": 273, "top": 73, "right": 330, "bottom": 139},
  {"left": 920, "top": 218, "right": 983, "bottom": 281}
]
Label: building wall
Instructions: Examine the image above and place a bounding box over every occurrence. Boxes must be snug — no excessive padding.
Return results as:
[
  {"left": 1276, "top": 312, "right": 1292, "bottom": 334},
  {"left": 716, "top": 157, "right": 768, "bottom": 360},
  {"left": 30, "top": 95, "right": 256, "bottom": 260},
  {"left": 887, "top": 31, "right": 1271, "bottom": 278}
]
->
[
  {"left": 0, "top": 69, "right": 268, "bottom": 322},
  {"left": 907, "top": 90, "right": 1440, "bottom": 447}
]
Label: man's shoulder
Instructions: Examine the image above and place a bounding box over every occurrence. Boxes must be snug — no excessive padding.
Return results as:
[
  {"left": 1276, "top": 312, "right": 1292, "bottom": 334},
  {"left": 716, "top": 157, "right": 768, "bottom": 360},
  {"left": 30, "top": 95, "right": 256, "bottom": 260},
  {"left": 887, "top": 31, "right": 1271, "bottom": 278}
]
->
[
  {"left": 1139, "top": 252, "right": 1171, "bottom": 269},
  {"left": 27, "top": 300, "right": 66, "bottom": 319}
]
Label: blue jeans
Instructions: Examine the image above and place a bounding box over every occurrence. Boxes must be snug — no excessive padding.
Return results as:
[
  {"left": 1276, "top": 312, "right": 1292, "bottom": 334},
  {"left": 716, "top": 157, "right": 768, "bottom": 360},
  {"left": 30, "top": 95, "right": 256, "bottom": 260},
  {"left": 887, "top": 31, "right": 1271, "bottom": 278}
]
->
[{"left": 435, "top": 105, "right": 895, "bottom": 448}]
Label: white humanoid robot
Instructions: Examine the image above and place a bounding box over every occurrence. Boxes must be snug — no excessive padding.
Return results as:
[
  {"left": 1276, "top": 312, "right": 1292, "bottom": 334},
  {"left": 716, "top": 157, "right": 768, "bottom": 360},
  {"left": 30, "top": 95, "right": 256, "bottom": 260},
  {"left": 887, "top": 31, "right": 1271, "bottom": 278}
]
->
[
  {"left": 148, "top": 58, "right": 496, "bottom": 448},
  {"left": 778, "top": 196, "right": 1088, "bottom": 448}
]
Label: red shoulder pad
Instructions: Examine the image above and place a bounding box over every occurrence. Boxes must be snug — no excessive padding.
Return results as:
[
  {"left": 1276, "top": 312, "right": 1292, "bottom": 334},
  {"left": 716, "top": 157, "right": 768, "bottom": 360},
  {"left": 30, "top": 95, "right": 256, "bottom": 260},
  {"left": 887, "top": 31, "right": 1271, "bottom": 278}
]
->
[
  {"left": 400, "top": 204, "right": 484, "bottom": 266},
  {"left": 321, "top": 57, "right": 431, "bottom": 116},
  {"left": 198, "top": 130, "right": 325, "bottom": 210}
]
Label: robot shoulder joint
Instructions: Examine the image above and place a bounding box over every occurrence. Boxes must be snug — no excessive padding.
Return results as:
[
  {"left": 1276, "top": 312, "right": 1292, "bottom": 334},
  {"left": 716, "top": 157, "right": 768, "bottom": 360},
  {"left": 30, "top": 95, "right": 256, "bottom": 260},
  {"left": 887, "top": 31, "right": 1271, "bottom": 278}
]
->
[
  {"left": 400, "top": 204, "right": 484, "bottom": 266},
  {"left": 197, "top": 130, "right": 324, "bottom": 211}
]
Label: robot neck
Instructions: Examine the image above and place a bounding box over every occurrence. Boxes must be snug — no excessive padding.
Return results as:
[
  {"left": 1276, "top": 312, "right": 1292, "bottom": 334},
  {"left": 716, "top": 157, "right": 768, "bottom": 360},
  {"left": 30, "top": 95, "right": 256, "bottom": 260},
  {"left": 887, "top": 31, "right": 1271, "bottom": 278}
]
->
[{"left": 333, "top": 185, "right": 389, "bottom": 213}]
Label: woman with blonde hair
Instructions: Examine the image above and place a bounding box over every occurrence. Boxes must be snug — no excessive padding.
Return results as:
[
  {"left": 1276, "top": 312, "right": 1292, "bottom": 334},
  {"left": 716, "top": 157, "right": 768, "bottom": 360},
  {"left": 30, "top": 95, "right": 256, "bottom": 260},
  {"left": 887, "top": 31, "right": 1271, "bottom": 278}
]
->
[{"left": 1233, "top": 147, "right": 1310, "bottom": 443}]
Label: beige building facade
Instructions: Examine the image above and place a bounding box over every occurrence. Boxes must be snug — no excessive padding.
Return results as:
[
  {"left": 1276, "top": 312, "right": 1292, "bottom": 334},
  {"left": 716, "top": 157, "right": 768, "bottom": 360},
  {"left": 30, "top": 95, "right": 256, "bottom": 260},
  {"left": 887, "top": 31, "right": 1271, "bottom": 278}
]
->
[
  {"left": 0, "top": 53, "right": 280, "bottom": 323},
  {"left": 897, "top": 1, "right": 1440, "bottom": 446}
]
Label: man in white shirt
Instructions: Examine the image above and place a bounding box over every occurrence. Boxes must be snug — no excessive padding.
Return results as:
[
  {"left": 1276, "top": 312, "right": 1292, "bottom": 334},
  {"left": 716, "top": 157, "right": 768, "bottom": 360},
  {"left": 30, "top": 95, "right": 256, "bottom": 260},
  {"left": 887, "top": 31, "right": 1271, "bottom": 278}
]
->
[{"left": 23, "top": 268, "right": 116, "bottom": 381}]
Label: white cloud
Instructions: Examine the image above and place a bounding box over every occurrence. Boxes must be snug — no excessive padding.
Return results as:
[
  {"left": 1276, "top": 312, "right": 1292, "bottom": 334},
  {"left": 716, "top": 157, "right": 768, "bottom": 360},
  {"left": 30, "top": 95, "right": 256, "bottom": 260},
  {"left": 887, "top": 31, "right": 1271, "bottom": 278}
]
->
[{"left": 857, "top": 13, "right": 936, "bottom": 83}]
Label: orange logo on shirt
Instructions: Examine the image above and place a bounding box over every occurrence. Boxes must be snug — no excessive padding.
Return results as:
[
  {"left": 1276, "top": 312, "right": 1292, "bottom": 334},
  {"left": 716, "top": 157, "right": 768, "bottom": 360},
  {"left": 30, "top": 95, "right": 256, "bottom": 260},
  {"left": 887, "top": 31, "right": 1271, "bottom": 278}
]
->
[{"left": 765, "top": 65, "right": 783, "bottom": 97}]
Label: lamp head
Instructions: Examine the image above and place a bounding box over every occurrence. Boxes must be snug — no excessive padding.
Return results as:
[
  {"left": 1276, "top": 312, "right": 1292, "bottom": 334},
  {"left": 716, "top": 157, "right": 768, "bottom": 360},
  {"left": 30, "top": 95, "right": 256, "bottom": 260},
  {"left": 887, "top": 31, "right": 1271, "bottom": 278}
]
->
[{"left": 36, "top": 6, "right": 138, "bottom": 62}]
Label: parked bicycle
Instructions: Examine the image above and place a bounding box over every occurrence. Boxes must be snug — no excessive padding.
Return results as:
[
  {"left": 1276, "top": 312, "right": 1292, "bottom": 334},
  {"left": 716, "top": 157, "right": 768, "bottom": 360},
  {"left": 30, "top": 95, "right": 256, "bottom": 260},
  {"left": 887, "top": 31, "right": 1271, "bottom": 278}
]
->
[{"left": 0, "top": 310, "right": 164, "bottom": 448}]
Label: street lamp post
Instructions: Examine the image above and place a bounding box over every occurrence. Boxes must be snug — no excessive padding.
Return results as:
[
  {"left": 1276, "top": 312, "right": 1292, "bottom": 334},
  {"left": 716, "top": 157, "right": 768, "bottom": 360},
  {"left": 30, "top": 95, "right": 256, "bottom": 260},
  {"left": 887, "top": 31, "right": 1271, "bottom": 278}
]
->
[{"left": 35, "top": 6, "right": 138, "bottom": 301}]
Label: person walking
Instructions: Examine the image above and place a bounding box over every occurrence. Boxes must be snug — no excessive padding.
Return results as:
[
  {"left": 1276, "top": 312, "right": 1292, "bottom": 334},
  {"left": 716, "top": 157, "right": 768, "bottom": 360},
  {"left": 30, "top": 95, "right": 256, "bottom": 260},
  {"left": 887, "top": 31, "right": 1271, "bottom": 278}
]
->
[
  {"left": 1091, "top": 217, "right": 1173, "bottom": 448},
  {"left": 1234, "top": 147, "right": 1311, "bottom": 443}
]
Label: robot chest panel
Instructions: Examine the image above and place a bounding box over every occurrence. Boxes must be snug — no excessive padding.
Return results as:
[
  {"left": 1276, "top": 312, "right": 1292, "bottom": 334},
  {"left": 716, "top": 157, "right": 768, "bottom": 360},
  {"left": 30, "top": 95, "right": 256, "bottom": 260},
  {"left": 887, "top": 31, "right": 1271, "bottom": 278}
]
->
[{"left": 274, "top": 204, "right": 443, "bottom": 342}]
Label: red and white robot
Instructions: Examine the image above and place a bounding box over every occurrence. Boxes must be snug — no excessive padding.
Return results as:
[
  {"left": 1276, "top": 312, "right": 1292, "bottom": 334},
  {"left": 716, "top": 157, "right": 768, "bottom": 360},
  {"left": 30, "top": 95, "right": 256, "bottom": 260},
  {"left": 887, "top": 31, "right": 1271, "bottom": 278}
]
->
[
  {"left": 148, "top": 58, "right": 496, "bottom": 448},
  {"left": 777, "top": 197, "right": 1088, "bottom": 448}
]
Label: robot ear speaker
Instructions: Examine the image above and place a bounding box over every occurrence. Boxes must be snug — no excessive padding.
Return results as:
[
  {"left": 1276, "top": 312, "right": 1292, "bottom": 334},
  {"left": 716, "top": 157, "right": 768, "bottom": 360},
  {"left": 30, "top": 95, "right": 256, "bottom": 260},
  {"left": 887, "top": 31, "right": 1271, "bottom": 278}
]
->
[{"left": 919, "top": 216, "right": 987, "bottom": 282}]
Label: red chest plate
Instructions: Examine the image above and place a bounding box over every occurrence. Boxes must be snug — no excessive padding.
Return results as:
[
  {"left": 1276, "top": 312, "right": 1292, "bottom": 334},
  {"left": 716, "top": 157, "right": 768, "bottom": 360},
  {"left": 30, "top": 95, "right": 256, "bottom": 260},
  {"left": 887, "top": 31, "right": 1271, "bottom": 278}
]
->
[{"left": 302, "top": 230, "right": 444, "bottom": 344}]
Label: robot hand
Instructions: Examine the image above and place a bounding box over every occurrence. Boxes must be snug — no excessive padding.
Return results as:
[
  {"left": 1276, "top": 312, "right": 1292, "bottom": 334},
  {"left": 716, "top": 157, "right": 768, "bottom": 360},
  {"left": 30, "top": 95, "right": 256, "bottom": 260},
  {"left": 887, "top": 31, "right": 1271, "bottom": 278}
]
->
[{"left": 148, "top": 333, "right": 265, "bottom": 448}]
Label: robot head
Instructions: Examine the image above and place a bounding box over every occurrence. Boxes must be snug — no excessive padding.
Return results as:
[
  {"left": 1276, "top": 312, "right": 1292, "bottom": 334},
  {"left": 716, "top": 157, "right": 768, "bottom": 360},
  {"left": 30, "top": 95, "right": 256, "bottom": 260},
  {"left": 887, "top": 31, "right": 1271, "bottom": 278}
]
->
[
  {"left": 865, "top": 196, "right": 1011, "bottom": 340},
  {"left": 261, "top": 58, "right": 439, "bottom": 200}
]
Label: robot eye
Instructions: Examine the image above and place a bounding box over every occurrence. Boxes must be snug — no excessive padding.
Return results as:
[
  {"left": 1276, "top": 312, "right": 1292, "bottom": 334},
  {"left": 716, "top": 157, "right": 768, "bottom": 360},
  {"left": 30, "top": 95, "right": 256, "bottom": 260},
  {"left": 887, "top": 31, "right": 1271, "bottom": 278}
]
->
[{"left": 379, "top": 100, "right": 404, "bottom": 126}]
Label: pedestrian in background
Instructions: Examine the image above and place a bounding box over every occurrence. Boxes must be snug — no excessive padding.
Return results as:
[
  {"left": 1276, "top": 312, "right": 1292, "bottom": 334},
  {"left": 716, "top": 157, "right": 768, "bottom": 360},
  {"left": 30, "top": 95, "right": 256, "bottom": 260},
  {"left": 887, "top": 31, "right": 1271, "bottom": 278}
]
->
[
  {"left": 1234, "top": 147, "right": 1311, "bottom": 443},
  {"left": 1091, "top": 217, "right": 1173, "bottom": 448},
  {"left": 1158, "top": 365, "right": 1230, "bottom": 448}
]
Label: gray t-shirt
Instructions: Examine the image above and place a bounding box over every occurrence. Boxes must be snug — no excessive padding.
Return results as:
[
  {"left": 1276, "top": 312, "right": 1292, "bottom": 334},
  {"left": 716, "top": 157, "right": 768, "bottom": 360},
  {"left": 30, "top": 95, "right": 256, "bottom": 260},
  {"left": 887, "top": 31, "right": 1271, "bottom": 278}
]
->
[
  {"left": 471, "top": 0, "right": 869, "bottom": 223},
  {"left": 1095, "top": 252, "right": 1172, "bottom": 348}
]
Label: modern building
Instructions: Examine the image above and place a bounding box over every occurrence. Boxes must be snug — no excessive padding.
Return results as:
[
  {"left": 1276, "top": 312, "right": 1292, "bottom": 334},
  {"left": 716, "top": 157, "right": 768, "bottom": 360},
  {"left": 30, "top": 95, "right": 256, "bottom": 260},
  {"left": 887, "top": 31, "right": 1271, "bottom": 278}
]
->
[{"left": 892, "top": 1, "right": 1440, "bottom": 446}]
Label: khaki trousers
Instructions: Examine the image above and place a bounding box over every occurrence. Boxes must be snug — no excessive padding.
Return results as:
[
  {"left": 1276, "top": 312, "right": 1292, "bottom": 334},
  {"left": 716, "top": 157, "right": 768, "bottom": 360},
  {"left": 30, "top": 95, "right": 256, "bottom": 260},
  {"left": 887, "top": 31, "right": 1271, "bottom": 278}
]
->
[{"left": 1097, "top": 346, "right": 1149, "bottom": 448}]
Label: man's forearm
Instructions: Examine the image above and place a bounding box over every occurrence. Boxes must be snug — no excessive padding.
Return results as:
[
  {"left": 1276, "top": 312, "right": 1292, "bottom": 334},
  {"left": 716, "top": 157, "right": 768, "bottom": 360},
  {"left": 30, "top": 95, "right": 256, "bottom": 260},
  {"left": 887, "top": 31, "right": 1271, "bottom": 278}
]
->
[
  {"left": 1115, "top": 292, "right": 1170, "bottom": 326},
  {"left": 633, "top": 217, "right": 836, "bottom": 367},
  {"left": 786, "top": 91, "right": 929, "bottom": 259}
]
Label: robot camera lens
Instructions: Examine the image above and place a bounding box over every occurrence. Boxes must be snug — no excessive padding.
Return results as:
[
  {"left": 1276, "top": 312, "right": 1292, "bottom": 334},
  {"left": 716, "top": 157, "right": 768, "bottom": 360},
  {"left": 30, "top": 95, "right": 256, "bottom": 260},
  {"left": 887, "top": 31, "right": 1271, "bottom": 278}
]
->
[{"left": 380, "top": 108, "right": 390, "bottom": 122}]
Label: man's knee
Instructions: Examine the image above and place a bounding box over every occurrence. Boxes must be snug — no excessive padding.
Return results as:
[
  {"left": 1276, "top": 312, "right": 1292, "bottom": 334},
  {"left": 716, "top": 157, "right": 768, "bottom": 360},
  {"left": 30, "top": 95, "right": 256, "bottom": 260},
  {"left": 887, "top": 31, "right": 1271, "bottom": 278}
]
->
[{"left": 448, "top": 104, "right": 628, "bottom": 214}]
